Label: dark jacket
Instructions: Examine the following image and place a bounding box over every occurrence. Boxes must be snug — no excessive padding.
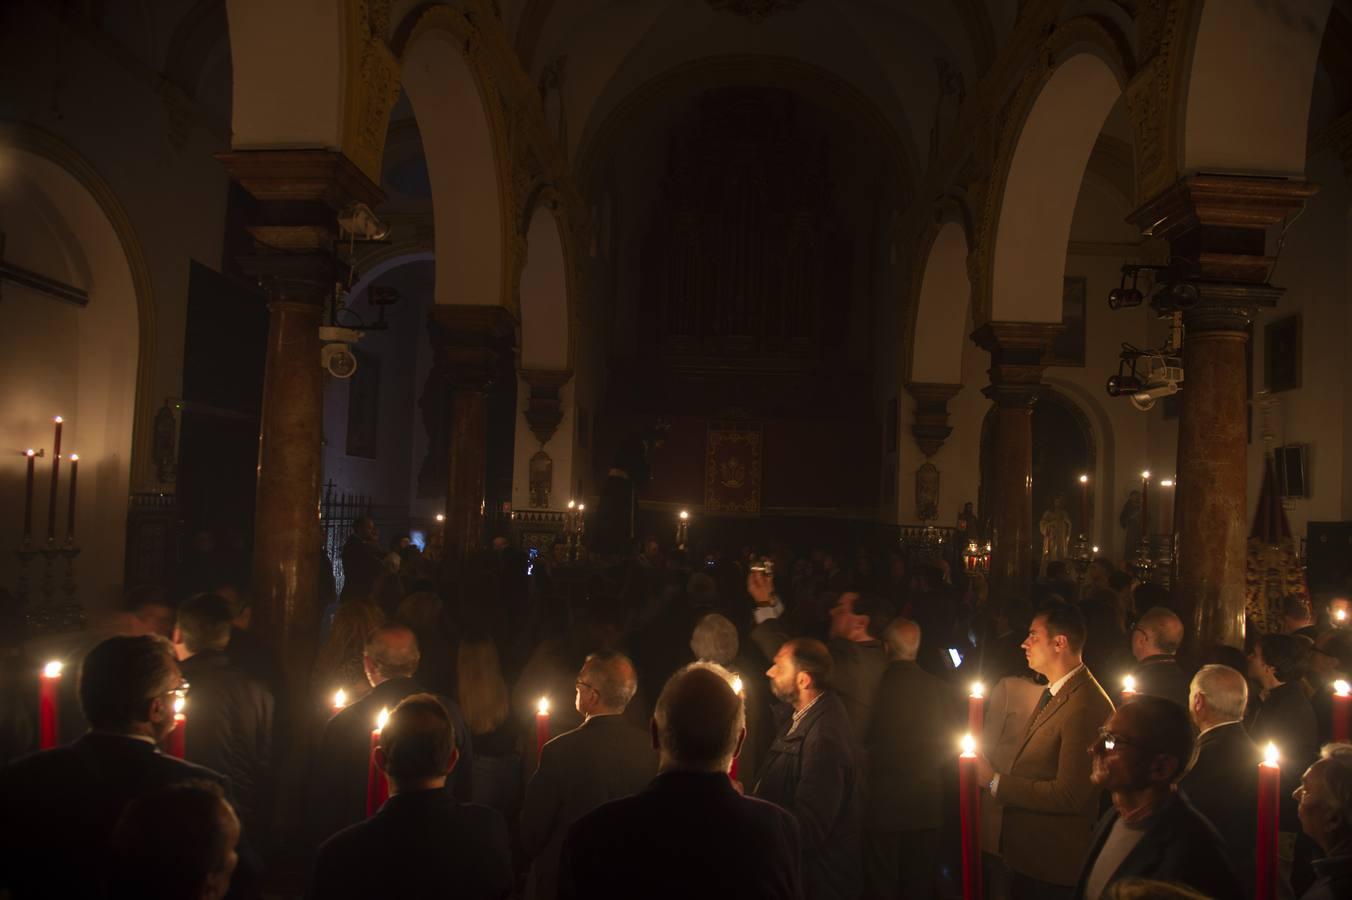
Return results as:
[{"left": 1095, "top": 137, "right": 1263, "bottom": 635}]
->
[
  {"left": 179, "top": 650, "right": 275, "bottom": 838},
  {"left": 827, "top": 638, "right": 889, "bottom": 744},
  {"left": 1300, "top": 853, "right": 1352, "bottom": 900},
  {"left": 306, "top": 789, "right": 512, "bottom": 900},
  {"left": 0, "top": 732, "right": 228, "bottom": 899},
  {"left": 753, "top": 690, "right": 862, "bottom": 900},
  {"left": 340, "top": 535, "right": 384, "bottom": 597},
  {"left": 1178, "top": 721, "right": 1259, "bottom": 890},
  {"left": 1073, "top": 794, "right": 1244, "bottom": 900},
  {"left": 864, "top": 660, "right": 959, "bottom": 832},
  {"left": 1131, "top": 654, "right": 1191, "bottom": 709},
  {"left": 309, "top": 676, "right": 473, "bottom": 843},
  {"left": 520, "top": 713, "right": 658, "bottom": 900},
  {"left": 559, "top": 770, "right": 803, "bottom": 900}
]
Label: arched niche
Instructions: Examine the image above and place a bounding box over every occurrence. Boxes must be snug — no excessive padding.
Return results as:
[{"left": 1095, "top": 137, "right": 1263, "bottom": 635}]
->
[
  {"left": 1183, "top": 0, "right": 1332, "bottom": 177},
  {"left": 0, "top": 129, "right": 147, "bottom": 600},
  {"left": 519, "top": 204, "right": 570, "bottom": 371},
  {"left": 400, "top": 30, "right": 505, "bottom": 309},
  {"left": 991, "top": 52, "right": 1121, "bottom": 324},
  {"left": 909, "top": 219, "right": 971, "bottom": 385}
]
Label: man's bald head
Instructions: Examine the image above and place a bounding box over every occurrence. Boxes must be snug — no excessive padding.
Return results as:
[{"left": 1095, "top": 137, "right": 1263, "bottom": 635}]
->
[
  {"left": 884, "top": 617, "right": 921, "bottom": 661},
  {"left": 364, "top": 623, "right": 421, "bottom": 684},
  {"left": 653, "top": 662, "right": 744, "bottom": 773},
  {"left": 1136, "top": 607, "right": 1184, "bottom": 657},
  {"left": 1188, "top": 664, "right": 1248, "bottom": 728}
]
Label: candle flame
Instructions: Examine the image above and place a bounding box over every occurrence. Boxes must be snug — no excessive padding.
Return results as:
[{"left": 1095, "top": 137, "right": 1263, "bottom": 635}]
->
[
  {"left": 53, "top": 416, "right": 63, "bottom": 424},
  {"left": 567, "top": 500, "right": 575, "bottom": 509},
  {"left": 970, "top": 682, "right": 985, "bottom": 699},
  {"left": 1335, "top": 680, "right": 1351, "bottom": 698},
  {"left": 375, "top": 707, "right": 390, "bottom": 732},
  {"left": 1336, "top": 609, "right": 1348, "bottom": 622},
  {"left": 173, "top": 695, "right": 185, "bottom": 715},
  {"left": 332, "top": 688, "right": 347, "bottom": 709},
  {"left": 1263, "top": 742, "right": 1280, "bottom": 767},
  {"left": 1092, "top": 546, "right": 1100, "bottom": 554},
  {"left": 577, "top": 504, "right": 584, "bottom": 511},
  {"left": 69, "top": 453, "right": 78, "bottom": 462},
  {"left": 731, "top": 676, "right": 743, "bottom": 695},
  {"left": 1122, "top": 675, "right": 1137, "bottom": 693},
  {"left": 25, "top": 448, "right": 35, "bottom": 457},
  {"left": 42, "top": 661, "right": 63, "bottom": 678},
  {"left": 434, "top": 513, "right": 445, "bottom": 522},
  {"left": 1141, "top": 470, "right": 1151, "bottom": 480},
  {"left": 960, "top": 734, "right": 977, "bottom": 756},
  {"left": 680, "top": 510, "right": 689, "bottom": 520},
  {"left": 1079, "top": 474, "right": 1088, "bottom": 483},
  {"left": 537, "top": 697, "right": 550, "bottom": 716},
  {"left": 1160, "top": 479, "right": 1173, "bottom": 488}
]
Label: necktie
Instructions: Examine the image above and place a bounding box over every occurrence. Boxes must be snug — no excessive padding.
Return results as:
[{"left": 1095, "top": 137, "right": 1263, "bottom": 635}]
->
[{"left": 1034, "top": 688, "right": 1053, "bottom": 716}]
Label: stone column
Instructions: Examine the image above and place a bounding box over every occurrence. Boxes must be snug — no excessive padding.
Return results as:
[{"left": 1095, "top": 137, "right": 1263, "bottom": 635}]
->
[
  {"left": 427, "top": 305, "right": 516, "bottom": 562},
  {"left": 1130, "top": 175, "right": 1315, "bottom": 647},
  {"left": 971, "top": 323, "right": 1061, "bottom": 595},
  {"left": 217, "top": 149, "right": 384, "bottom": 832}
]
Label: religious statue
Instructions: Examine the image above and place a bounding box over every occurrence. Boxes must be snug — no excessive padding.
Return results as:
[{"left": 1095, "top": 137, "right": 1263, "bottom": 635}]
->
[
  {"left": 914, "top": 462, "right": 940, "bottom": 522},
  {"left": 1039, "top": 495, "right": 1072, "bottom": 575},
  {"left": 1119, "top": 490, "right": 1142, "bottom": 561},
  {"left": 955, "top": 501, "right": 981, "bottom": 542}
]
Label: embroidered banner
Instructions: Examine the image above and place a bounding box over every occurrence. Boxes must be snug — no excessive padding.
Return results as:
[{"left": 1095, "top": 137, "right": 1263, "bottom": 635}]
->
[{"left": 705, "top": 426, "right": 762, "bottom": 515}]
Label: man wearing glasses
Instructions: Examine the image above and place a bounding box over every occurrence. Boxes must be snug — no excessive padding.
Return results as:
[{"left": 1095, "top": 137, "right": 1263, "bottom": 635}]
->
[
  {"left": 1074, "top": 696, "right": 1244, "bottom": 900},
  {"left": 521, "top": 650, "right": 655, "bottom": 900}
]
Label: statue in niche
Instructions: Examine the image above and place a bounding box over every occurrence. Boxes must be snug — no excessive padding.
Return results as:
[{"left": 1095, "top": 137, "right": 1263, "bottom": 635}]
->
[
  {"left": 956, "top": 501, "right": 981, "bottom": 543},
  {"left": 1039, "top": 495, "right": 1072, "bottom": 575},
  {"left": 529, "top": 449, "right": 553, "bottom": 509}
]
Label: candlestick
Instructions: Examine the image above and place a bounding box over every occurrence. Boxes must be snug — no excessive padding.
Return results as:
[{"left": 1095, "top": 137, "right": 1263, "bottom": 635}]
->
[
  {"left": 536, "top": 697, "right": 551, "bottom": 762},
  {"left": 367, "top": 707, "right": 390, "bottom": 815},
  {"left": 65, "top": 454, "right": 78, "bottom": 542},
  {"left": 677, "top": 510, "right": 689, "bottom": 550},
  {"left": 1140, "top": 471, "right": 1151, "bottom": 538},
  {"left": 46, "top": 417, "right": 62, "bottom": 542},
  {"left": 332, "top": 688, "right": 348, "bottom": 714},
  {"left": 23, "top": 449, "right": 36, "bottom": 540},
  {"left": 39, "top": 661, "right": 62, "bottom": 749},
  {"left": 166, "top": 693, "right": 186, "bottom": 759},
  {"left": 1078, "top": 473, "right": 1089, "bottom": 537},
  {"left": 1256, "top": 742, "right": 1280, "bottom": 900},
  {"left": 958, "top": 734, "right": 984, "bottom": 900},
  {"left": 729, "top": 676, "right": 744, "bottom": 781},
  {"left": 1121, "top": 674, "right": 1137, "bottom": 704},
  {"left": 968, "top": 683, "right": 985, "bottom": 736},
  {"left": 1333, "top": 681, "right": 1351, "bottom": 742}
]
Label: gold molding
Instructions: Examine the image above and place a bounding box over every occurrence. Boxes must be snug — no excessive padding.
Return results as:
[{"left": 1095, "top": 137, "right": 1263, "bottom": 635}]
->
[{"left": 341, "top": 0, "right": 403, "bottom": 185}]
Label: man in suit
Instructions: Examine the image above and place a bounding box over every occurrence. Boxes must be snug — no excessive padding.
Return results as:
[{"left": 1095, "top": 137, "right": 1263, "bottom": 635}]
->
[
  {"left": 973, "top": 602, "right": 1114, "bottom": 900},
  {"left": 864, "top": 617, "right": 960, "bottom": 900},
  {"left": 174, "top": 592, "right": 275, "bottom": 846},
  {"left": 109, "top": 781, "right": 242, "bottom": 900},
  {"left": 1178, "top": 664, "right": 1259, "bottom": 889},
  {"left": 309, "top": 623, "right": 473, "bottom": 843},
  {"left": 754, "top": 638, "right": 863, "bottom": 900},
  {"left": 559, "top": 661, "right": 802, "bottom": 899},
  {"left": 307, "top": 694, "right": 512, "bottom": 900},
  {"left": 827, "top": 589, "right": 889, "bottom": 743},
  {"left": 521, "top": 650, "right": 656, "bottom": 900},
  {"left": 1075, "top": 696, "right": 1244, "bottom": 900},
  {"left": 0, "top": 635, "right": 232, "bottom": 899},
  {"left": 1129, "top": 607, "right": 1190, "bottom": 709}
]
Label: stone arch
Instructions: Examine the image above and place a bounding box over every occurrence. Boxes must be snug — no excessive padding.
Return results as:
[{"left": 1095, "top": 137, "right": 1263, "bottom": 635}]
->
[
  {"left": 519, "top": 200, "right": 571, "bottom": 370},
  {"left": 907, "top": 210, "right": 974, "bottom": 386},
  {"left": 394, "top": 6, "right": 512, "bottom": 309},
  {"left": 0, "top": 122, "right": 155, "bottom": 592}
]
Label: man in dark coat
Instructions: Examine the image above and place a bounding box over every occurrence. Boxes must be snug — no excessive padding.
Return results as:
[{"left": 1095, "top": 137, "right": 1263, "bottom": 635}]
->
[
  {"left": 1178, "top": 664, "right": 1260, "bottom": 890},
  {"left": 340, "top": 516, "right": 385, "bottom": 599},
  {"left": 1129, "top": 606, "right": 1191, "bottom": 709},
  {"left": 864, "top": 618, "right": 960, "bottom": 900},
  {"left": 307, "top": 694, "right": 511, "bottom": 900},
  {"left": 754, "top": 638, "right": 862, "bottom": 900},
  {"left": 0, "top": 635, "right": 234, "bottom": 899},
  {"left": 559, "top": 662, "right": 802, "bottom": 900},
  {"left": 174, "top": 593, "right": 275, "bottom": 845},
  {"left": 521, "top": 651, "right": 657, "bottom": 900},
  {"left": 1248, "top": 634, "right": 1321, "bottom": 831},
  {"left": 1075, "top": 697, "right": 1243, "bottom": 900},
  {"left": 826, "top": 590, "right": 889, "bottom": 743},
  {"left": 309, "top": 624, "right": 473, "bottom": 843}
]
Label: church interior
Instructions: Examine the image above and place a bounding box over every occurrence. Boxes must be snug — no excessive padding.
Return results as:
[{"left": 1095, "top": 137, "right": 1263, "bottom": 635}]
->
[{"left": 5, "top": 0, "right": 1352, "bottom": 896}]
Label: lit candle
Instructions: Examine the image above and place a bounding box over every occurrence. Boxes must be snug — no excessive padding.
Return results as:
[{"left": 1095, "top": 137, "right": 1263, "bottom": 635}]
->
[
  {"left": 367, "top": 707, "right": 390, "bottom": 815},
  {"left": 1333, "top": 680, "right": 1351, "bottom": 742},
  {"left": 729, "top": 676, "right": 744, "bottom": 781},
  {"left": 434, "top": 513, "right": 445, "bottom": 523},
  {"left": 1121, "top": 674, "right": 1137, "bottom": 704},
  {"left": 331, "top": 688, "right": 348, "bottom": 714},
  {"left": 166, "top": 692, "right": 187, "bottom": 759},
  {"left": 1159, "top": 478, "right": 1175, "bottom": 535},
  {"left": 968, "top": 682, "right": 985, "bottom": 737},
  {"left": 39, "top": 661, "right": 62, "bottom": 749},
  {"left": 1334, "top": 607, "right": 1348, "bottom": 626},
  {"left": 677, "top": 510, "right": 690, "bottom": 549},
  {"left": 958, "top": 734, "right": 983, "bottom": 900},
  {"left": 536, "top": 697, "right": 551, "bottom": 761},
  {"left": 1256, "top": 743, "right": 1280, "bottom": 900},
  {"left": 46, "top": 417, "right": 62, "bottom": 541},
  {"left": 1140, "top": 470, "right": 1151, "bottom": 538},
  {"left": 65, "top": 454, "right": 78, "bottom": 542},
  {"left": 1078, "top": 473, "right": 1089, "bottom": 537},
  {"left": 23, "top": 449, "right": 36, "bottom": 540}
]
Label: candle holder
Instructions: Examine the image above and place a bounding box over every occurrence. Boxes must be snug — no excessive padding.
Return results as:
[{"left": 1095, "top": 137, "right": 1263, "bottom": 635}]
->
[
  {"left": 1129, "top": 538, "right": 1155, "bottom": 583},
  {"left": 13, "top": 539, "right": 38, "bottom": 605},
  {"left": 1069, "top": 534, "right": 1093, "bottom": 576},
  {"left": 24, "top": 540, "right": 85, "bottom": 633}
]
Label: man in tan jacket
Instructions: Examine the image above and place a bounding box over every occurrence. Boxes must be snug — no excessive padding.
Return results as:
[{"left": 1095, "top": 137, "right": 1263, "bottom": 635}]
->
[{"left": 975, "top": 602, "right": 1114, "bottom": 900}]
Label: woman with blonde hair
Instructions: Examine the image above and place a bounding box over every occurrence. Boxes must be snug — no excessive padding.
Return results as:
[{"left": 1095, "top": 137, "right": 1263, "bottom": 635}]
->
[{"left": 457, "top": 634, "right": 519, "bottom": 815}]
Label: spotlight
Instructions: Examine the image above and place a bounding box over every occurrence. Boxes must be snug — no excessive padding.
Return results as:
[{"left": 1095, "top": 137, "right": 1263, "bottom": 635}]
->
[{"left": 1106, "top": 374, "right": 1143, "bottom": 397}]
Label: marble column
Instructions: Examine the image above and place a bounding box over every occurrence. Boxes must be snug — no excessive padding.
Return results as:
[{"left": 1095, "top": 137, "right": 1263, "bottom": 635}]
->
[
  {"left": 1130, "top": 175, "right": 1315, "bottom": 648},
  {"left": 972, "top": 322, "right": 1061, "bottom": 595},
  {"left": 427, "top": 305, "right": 516, "bottom": 562},
  {"left": 217, "top": 150, "right": 383, "bottom": 831}
]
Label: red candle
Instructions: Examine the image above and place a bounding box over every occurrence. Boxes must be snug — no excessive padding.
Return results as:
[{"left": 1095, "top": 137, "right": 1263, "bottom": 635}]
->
[
  {"left": 1122, "top": 675, "right": 1137, "bottom": 705},
  {"left": 46, "top": 417, "right": 62, "bottom": 541},
  {"left": 1140, "top": 471, "right": 1151, "bottom": 538},
  {"left": 367, "top": 707, "right": 390, "bottom": 815},
  {"left": 1256, "top": 743, "right": 1280, "bottom": 900},
  {"left": 958, "top": 735, "right": 984, "bottom": 900},
  {"left": 536, "top": 697, "right": 551, "bottom": 762},
  {"left": 23, "top": 449, "right": 36, "bottom": 540},
  {"left": 729, "top": 677, "right": 744, "bottom": 781},
  {"left": 65, "top": 454, "right": 78, "bottom": 542},
  {"left": 39, "top": 661, "right": 62, "bottom": 749},
  {"left": 968, "top": 683, "right": 985, "bottom": 737},
  {"left": 166, "top": 693, "right": 187, "bottom": 759},
  {"left": 1333, "top": 682, "right": 1351, "bottom": 742}
]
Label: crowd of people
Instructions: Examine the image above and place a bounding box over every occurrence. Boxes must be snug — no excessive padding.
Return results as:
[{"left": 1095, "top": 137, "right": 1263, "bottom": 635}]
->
[{"left": 1, "top": 520, "right": 1352, "bottom": 900}]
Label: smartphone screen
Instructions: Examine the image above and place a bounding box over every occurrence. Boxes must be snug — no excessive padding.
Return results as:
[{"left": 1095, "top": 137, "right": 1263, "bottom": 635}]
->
[{"left": 948, "top": 648, "right": 963, "bottom": 667}]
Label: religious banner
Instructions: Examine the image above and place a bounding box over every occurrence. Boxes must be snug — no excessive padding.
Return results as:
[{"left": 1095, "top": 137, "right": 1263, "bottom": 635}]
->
[
  {"left": 705, "top": 425, "right": 762, "bottom": 515},
  {"left": 1245, "top": 453, "right": 1308, "bottom": 634}
]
